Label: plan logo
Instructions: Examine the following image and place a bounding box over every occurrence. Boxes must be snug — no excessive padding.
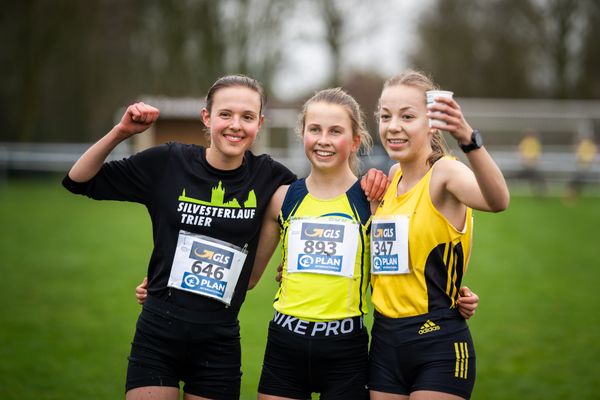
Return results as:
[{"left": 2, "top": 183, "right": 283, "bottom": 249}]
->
[
  {"left": 372, "top": 254, "right": 399, "bottom": 271},
  {"left": 297, "top": 254, "right": 343, "bottom": 272},
  {"left": 181, "top": 272, "right": 227, "bottom": 298}
]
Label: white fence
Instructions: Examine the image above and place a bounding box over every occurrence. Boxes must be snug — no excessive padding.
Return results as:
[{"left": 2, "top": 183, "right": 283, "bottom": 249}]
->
[
  {"left": 0, "top": 142, "right": 131, "bottom": 173},
  {"left": 1, "top": 142, "right": 599, "bottom": 185}
]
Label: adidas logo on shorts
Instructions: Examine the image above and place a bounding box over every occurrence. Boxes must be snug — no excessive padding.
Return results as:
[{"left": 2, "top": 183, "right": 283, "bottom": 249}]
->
[{"left": 418, "top": 319, "right": 441, "bottom": 335}]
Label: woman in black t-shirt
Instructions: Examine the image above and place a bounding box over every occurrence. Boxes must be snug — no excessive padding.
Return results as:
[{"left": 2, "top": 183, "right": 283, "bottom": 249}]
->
[{"left": 63, "top": 75, "right": 298, "bottom": 400}]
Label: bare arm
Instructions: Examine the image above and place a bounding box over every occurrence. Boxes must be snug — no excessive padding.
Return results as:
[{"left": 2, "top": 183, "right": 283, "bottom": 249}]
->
[
  {"left": 429, "top": 97, "right": 509, "bottom": 212},
  {"left": 68, "top": 102, "right": 159, "bottom": 182},
  {"left": 248, "top": 185, "right": 287, "bottom": 290},
  {"left": 449, "top": 149, "right": 509, "bottom": 212}
]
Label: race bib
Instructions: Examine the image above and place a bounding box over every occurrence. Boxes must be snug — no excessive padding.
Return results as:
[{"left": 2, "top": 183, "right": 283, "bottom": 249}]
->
[
  {"left": 287, "top": 217, "right": 359, "bottom": 278},
  {"left": 168, "top": 230, "right": 247, "bottom": 305},
  {"left": 371, "top": 215, "right": 410, "bottom": 275}
]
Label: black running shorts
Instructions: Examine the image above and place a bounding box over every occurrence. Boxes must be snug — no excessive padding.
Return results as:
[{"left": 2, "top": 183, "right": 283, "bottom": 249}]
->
[
  {"left": 258, "top": 312, "right": 369, "bottom": 400},
  {"left": 125, "top": 297, "right": 241, "bottom": 400},
  {"left": 368, "top": 309, "right": 476, "bottom": 399}
]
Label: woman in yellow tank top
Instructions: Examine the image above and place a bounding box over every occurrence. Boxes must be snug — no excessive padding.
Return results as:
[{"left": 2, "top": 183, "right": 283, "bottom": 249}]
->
[
  {"left": 250, "top": 88, "right": 376, "bottom": 399},
  {"left": 369, "top": 70, "right": 509, "bottom": 400}
]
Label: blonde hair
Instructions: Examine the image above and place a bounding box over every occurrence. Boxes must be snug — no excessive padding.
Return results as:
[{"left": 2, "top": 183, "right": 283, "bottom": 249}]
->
[
  {"left": 380, "top": 70, "right": 450, "bottom": 166},
  {"left": 297, "top": 88, "right": 373, "bottom": 175}
]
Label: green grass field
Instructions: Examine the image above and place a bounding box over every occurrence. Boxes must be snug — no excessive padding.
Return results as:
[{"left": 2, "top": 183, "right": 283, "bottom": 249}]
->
[{"left": 1, "top": 178, "right": 599, "bottom": 399}]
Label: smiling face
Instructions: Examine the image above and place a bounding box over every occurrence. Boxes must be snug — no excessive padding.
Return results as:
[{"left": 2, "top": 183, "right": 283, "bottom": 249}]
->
[
  {"left": 378, "top": 84, "right": 432, "bottom": 164},
  {"left": 201, "top": 86, "right": 263, "bottom": 170},
  {"left": 303, "top": 102, "right": 360, "bottom": 174}
]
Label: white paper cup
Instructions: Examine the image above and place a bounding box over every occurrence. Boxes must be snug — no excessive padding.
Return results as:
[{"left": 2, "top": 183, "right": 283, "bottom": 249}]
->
[{"left": 426, "top": 90, "right": 453, "bottom": 127}]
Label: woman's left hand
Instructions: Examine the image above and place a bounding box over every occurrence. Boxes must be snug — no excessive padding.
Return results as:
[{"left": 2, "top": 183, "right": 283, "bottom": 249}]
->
[{"left": 427, "top": 96, "right": 473, "bottom": 145}]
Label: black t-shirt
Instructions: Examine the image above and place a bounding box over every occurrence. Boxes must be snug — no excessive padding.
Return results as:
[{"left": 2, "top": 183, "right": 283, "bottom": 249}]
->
[{"left": 63, "top": 142, "right": 296, "bottom": 319}]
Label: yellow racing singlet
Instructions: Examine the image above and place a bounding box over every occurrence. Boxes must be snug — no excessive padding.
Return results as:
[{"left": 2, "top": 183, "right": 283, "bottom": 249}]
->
[
  {"left": 370, "top": 158, "right": 473, "bottom": 318},
  {"left": 274, "top": 179, "right": 371, "bottom": 322}
]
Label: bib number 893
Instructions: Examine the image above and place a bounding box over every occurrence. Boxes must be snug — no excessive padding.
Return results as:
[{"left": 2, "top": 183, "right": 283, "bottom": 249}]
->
[{"left": 303, "top": 240, "right": 337, "bottom": 256}]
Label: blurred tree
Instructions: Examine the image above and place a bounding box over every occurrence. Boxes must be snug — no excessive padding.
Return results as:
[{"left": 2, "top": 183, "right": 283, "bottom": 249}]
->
[
  {"left": 410, "top": 0, "right": 597, "bottom": 99},
  {"left": 343, "top": 71, "right": 385, "bottom": 144},
  {"left": 1, "top": 1, "right": 87, "bottom": 142},
  {"left": 289, "top": 0, "right": 385, "bottom": 144},
  {"left": 220, "top": 0, "right": 291, "bottom": 95},
  {"left": 410, "top": 0, "right": 541, "bottom": 97},
  {"left": 78, "top": 0, "right": 146, "bottom": 141},
  {"left": 576, "top": 0, "right": 600, "bottom": 98},
  {"left": 135, "top": 0, "right": 225, "bottom": 95},
  {"left": 289, "top": 0, "right": 386, "bottom": 89},
  {"left": 542, "top": 0, "right": 581, "bottom": 98},
  {"left": 0, "top": 0, "right": 291, "bottom": 143},
  {"left": 0, "top": 0, "right": 144, "bottom": 142},
  {"left": 318, "top": 0, "right": 345, "bottom": 87}
]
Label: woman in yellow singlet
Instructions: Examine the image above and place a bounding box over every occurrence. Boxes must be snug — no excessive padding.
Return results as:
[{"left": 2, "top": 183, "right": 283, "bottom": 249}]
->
[{"left": 368, "top": 70, "right": 509, "bottom": 400}]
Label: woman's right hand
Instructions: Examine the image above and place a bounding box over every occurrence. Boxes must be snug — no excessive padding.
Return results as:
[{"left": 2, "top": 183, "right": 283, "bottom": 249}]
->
[
  {"left": 456, "top": 286, "right": 479, "bottom": 319},
  {"left": 275, "top": 263, "right": 283, "bottom": 283},
  {"left": 135, "top": 276, "right": 148, "bottom": 305},
  {"left": 361, "top": 168, "right": 389, "bottom": 202},
  {"left": 116, "top": 102, "right": 160, "bottom": 139}
]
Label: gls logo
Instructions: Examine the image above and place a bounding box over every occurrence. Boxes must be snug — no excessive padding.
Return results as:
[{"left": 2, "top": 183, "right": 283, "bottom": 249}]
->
[
  {"left": 301, "top": 223, "right": 344, "bottom": 242},
  {"left": 372, "top": 223, "right": 396, "bottom": 240},
  {"left": 189, "top": 242, "right": 233, "bottom": 268}
]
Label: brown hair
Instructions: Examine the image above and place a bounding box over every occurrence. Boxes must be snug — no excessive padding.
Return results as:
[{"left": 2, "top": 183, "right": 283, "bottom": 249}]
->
[
  {"left": 379, "top": 70, "right": 450, "bottom": 166},
  {"left": 205, "top": 74, "right": 266, "bottom": 115},
  {"left": 297, "top": 88, "right": 373, "bottom": 175}
]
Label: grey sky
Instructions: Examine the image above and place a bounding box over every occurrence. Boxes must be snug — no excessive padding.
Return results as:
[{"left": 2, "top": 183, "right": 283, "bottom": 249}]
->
[{"left": 272, "top": 0, "right": 433, "bottom": 99}]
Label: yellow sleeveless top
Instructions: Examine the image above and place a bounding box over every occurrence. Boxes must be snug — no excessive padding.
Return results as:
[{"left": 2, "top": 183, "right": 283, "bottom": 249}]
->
[
  {"left": 274, "top": 179, "right": 371, "bottom": 321},
  {"left": 371, "top": 158, "right": 473, "bottom": 318}
]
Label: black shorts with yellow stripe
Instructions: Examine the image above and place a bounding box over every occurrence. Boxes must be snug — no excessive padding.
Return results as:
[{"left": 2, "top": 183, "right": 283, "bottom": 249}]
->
[{"left": 368, "top": 308, "right": 476, "bottom": 399}]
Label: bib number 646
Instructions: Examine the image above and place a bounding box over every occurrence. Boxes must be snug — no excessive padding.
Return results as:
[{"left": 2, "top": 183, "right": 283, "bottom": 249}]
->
[{"left": 191, "top": 261, "right": 225, "bottom": 280}]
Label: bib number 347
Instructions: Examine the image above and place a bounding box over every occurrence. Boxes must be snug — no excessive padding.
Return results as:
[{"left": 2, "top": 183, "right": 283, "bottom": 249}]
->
[{"left": 371, "top": 216, "right": 409, "bottom": 275}]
